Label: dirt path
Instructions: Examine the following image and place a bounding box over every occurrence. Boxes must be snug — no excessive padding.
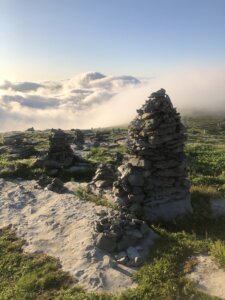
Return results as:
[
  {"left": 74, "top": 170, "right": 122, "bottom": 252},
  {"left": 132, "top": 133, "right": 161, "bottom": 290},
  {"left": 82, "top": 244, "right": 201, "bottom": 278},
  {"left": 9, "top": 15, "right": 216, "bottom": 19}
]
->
[{"left": 186, "top": 255, "right": 225, "bottom": 299}]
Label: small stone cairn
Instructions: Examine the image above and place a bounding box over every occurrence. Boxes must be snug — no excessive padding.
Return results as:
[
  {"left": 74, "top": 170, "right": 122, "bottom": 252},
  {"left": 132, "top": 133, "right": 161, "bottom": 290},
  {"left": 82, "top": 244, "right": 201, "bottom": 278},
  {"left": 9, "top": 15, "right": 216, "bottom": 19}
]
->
[
  {"left": 113, "top": 89, "right": 192, "bottom": 221},
  {"left": 3, "top": 132, "right": 36, "bottom": 158},
  {"left": 88, "top": 164, "right": 115, "bottom": 196},
  {"left": 39, "top": 129, "right": 77, "bottom": 168},
  {"left": 94, "top": 210, "right": 157, "bottom": 266}
]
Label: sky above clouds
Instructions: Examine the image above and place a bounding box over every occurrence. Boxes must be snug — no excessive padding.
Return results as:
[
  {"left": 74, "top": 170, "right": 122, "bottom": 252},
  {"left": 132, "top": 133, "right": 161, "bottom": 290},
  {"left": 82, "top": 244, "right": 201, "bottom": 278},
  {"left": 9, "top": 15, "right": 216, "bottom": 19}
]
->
[
  {"left": 1, "top": 0, "right": 225, "bottom": 81},
  {"left": 0, "top": 0, "right": 225, "bottom": 131}
]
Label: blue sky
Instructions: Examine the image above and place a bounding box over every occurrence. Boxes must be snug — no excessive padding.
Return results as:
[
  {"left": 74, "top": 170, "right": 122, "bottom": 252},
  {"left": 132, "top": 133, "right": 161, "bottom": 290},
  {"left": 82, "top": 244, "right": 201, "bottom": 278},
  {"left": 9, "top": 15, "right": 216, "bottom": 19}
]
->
[{"left": 1, "top": 0, "right": 225, "bottom": 81}]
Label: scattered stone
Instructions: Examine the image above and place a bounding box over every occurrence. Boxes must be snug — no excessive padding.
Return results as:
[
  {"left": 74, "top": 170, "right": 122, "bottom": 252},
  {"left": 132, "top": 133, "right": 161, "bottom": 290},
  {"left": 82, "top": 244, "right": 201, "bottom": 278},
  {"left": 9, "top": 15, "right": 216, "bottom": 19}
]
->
[
  {"left": 3, "top": 132, "right": 36, "bottom": 158},
  {"left": 90, "top": 131, "right": 108, "bottom": 145},
  {"left": 70, "top": 129, "right": 85, "bottom": 148},
  {"left": 94, "top": 209, "right": 157, "bottom": 267},
  {"left": 114, "top": 89, "right": 192, "bottom": 221},
  {"left": 126, "top": 246, "right": 142, "bottom": 266},
  {"left": 46, "top": 178, "right": 64, "bottom": 193},
  {"left": 37, "top": 175, "right": 52, "bottom": 188}
]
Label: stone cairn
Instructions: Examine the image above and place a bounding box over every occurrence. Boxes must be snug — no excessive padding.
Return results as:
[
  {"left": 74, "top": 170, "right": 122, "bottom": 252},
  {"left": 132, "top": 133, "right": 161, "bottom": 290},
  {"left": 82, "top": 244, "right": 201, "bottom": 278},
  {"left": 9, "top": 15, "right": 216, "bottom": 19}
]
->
[
  {"left": 94, "top": 210, "right": 157, "bottom": 266},
  {"left": 90, "top": 131, "right": 108, "bottom": 147},
  {"left": 39, "top": 129, "right": 77, "bottom": 169},
  {"left": 113, "top": 89, "right": 192, "bottom": 221},
  {"left": 3, "top": 132, "right": 36, "bottom": 159},
  {"left": 70, "top": 129, "right": 84, "bottom": 147},
  {"left": 89, "top": 164, "right": 115, "bottom": 190}
]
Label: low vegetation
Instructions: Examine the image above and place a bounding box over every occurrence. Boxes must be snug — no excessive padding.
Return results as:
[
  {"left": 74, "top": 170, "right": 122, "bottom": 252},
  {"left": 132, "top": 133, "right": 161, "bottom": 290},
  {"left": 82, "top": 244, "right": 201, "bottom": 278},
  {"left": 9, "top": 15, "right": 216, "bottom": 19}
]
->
[
  {"left": 1, "top": 114, "right": 225, "bottom": 299},
  {"left": 210, "top": 241, "right": 225, "bottom": 269},
  {"left": 76, "top": 186, "right": 118, "bottom": 209}
]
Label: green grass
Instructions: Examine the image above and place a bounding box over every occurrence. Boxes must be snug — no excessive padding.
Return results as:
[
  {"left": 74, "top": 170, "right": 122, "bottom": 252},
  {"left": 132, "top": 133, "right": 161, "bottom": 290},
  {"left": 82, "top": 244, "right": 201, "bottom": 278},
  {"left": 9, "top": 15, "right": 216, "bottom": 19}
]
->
[
  {"left": 186, "top": 144, "right": 225, "bottom": 177},
  {"left": 1, "top": 223, "right": 222, "bottom": 300},
  {"left": 0, "top": 227, "right": 114, "bottom": 300},
  {"left": 0, "top": 156, "right": 44, "bottom": 179},
  {"left": 1, "top": 115, "right": 225, "bottom": 299},
  {"left": 0, "top": 227, "right": 72, "bottom": 300},
  {"left": 1, "top": 190, "right": 225, "bottom": 300},
  {"left": 76, "top": 186, "right": 118, "bottom": 209},
  {"left": 85, "top": 146, "right": 127, "bottom": 169},
  {"left": 210, "top": 241, "right": 225, "bottom": 269}
]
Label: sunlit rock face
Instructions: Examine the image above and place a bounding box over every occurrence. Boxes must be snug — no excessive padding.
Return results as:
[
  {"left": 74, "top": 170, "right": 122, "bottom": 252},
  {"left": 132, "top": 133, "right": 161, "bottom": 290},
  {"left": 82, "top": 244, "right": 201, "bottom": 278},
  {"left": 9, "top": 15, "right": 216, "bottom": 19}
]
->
[{"left": 114, "top": 89, "right": 192, "bottom": 222}]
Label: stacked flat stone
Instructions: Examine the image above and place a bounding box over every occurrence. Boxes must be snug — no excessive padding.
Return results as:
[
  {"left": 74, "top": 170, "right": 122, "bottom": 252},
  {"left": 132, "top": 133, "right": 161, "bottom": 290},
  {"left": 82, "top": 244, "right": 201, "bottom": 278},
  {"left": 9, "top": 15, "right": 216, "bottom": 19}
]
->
[
  {"left": 88, "top": 165, "right": 115, "bottom": 196},
  {"left": 3, "top": 132, "right": 36, "bottom": 158},
  {"left": 95, "top": 210, "right": 157, "bottom": 266},
  {"left": 70, "top": 129, "right": 84, "bottom": 145},
  {"left": 113, "top": 89, "right": 192, "bottom": 221},
  {"left": 44, "top": 129, "right": 75, "bottom": 168},
  {"left": 92, "top": 165, "right": 115, "bottom": 188}
]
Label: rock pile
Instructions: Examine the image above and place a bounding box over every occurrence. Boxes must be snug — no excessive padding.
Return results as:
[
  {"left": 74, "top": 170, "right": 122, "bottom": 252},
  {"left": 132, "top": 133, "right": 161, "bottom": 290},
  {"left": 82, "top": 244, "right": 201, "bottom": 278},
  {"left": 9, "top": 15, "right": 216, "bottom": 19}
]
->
[
  {"left": 39, "top": 129, "right": 77, "bottom": 168},
  {"left": 3, "top": 132, "right": 36, "bottom": 158},
  {"left": 88, "top": 164, "right": 115, "bottom": 195},
  {"left": 46, "top": 178, "right": 64, "bottom": 193},
  {"left": 113, "top": 89, "right": 192, "bottom": 221},
  {"left": 94, "top": 210, "right": 157, "bottom": 266},
  {"left": 90, "top": 131, "right": 108, "bottom": 147},
  {"left": 70, "top": 129, "right": 84, "bottom": 146}
]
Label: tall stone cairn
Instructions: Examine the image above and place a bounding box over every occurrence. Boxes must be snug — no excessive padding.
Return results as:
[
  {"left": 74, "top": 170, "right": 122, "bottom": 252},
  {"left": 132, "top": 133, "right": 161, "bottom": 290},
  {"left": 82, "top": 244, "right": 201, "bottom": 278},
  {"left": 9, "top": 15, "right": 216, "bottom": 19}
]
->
[{"left": 113, "top": 89, "right": 192, "bottom": 221}]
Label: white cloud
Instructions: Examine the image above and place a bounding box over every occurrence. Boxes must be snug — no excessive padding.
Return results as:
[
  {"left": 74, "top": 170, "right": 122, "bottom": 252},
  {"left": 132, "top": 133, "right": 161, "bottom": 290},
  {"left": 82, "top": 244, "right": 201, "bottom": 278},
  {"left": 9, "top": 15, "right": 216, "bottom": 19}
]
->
[
  {"left": 0, "top": 80, "right": 44, "bottom": 92},
  {"left": 0, "top": 68, "right": 225, "bottom": 132}
]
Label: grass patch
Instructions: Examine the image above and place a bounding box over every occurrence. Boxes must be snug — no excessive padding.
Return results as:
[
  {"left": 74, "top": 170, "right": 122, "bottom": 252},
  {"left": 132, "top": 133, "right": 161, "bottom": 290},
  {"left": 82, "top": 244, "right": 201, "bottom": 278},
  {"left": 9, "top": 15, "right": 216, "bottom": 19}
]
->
[
  {"left": 186, "top": 144, "right": 225, "bottom": 177},
  {"left": 85, "top": 146, "right": 126, "bottom": 169},
  {"left": 210, "top": 240, "right": 225, "bottom": 269},
  {"left": 76, "top": 186, "right": 118, "bottom": 209},
  {"left": 0, "top": 227, "right": 72, "bottom": 300},
  {"left": 118, "top": 229, "right": 218, "bottom": 300},
  {"left": 0, "top": 157, "right": 44, "bottom": 179}
]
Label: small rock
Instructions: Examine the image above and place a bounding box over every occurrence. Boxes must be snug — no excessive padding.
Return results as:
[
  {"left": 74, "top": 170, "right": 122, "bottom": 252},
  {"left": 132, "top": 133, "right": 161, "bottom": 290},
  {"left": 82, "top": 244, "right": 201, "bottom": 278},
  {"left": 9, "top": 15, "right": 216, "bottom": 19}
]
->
[
  {"left": 126, "top": 246, "right": 140, "bottom": 260},
  {"left": 96, "top": 233, "right": 117, "bottom": 253},
  {"left": 46, "top": 178, "right": 64, "bottom": 193},
  {"left": 102, "top": 255, "right": 116, "bottom": 268}
]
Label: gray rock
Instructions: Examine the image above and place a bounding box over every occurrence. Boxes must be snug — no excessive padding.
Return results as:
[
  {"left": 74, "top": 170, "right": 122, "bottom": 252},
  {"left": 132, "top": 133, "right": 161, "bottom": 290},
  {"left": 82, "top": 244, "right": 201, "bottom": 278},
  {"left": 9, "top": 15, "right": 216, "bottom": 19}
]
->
[
  {"left": 128, "top": 174, "right": 144, "bottom": 186},
  {"left": 126, "top": 229, "right": 143, "bottom": 239},
  {"left": 116, "top": 251, "right": 127, "bottom": 260},
  {"left": 126, "top": 247, "right": 140, "bottom": 260},
  {"left": 96, "top": 233, "right": 117, "bottom": 253},
  {"left": 46, "top": 178, "right": 64, "bottom": 193},
  {"left": 117, "top": 235, "right": 138, "bottom": 251}
]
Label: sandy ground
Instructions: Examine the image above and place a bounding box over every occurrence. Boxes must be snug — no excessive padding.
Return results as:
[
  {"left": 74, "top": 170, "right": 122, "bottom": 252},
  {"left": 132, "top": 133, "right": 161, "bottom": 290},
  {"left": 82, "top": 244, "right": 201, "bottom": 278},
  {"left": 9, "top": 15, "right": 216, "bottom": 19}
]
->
[
  {"left": 186, "top": 255, "right": 225, "bottom": 299},
  {"left": 0, "top": 178, "right": 138, "bottom": 292}
]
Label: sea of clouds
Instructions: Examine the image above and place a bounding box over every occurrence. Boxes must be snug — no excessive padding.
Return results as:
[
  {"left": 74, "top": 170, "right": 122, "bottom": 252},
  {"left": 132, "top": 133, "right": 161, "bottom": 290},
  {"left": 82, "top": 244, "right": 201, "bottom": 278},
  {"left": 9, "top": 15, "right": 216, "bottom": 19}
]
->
[{"left": 0, "top": 68, "right": 225, "bottom": 132}]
